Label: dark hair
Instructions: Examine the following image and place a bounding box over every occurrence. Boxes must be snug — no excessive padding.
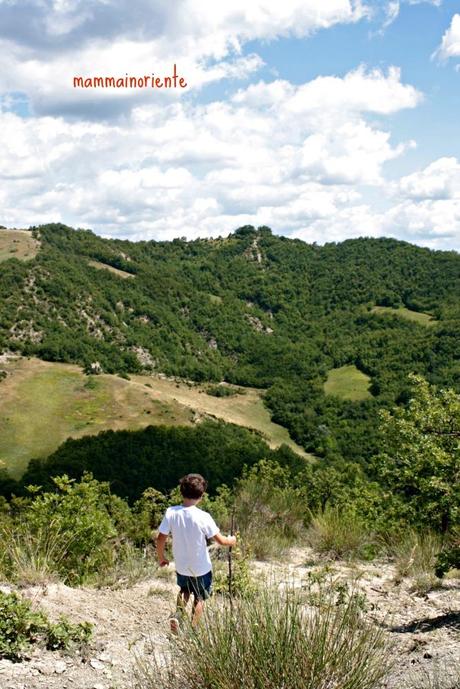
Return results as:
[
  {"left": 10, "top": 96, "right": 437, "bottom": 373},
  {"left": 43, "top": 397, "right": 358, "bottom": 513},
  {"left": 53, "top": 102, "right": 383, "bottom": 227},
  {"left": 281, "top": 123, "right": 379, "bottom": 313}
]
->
[{"left": 179, "top": 474, "right": 207, "bottom": 499}]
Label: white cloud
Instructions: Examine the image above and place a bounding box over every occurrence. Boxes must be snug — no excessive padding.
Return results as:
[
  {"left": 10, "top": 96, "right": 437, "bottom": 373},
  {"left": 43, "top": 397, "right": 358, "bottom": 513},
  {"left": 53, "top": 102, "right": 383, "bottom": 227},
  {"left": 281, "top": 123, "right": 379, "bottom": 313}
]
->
[
  {"left": 0, "top": 0, "right": 367, "bottom": 118},
  {"left": 0, "top": 66, "right": 439, "bottom": 248},
  {"left": 434, "top": 13, "right": 460, "bottom": 60},
  {"left": 398, "top": 157, "right": 460, "bottom": 200},
  {"left": 371, "top": 0, "right": 442, "bottom": 35},
  {"left": 383, "top": 200, "right": 460, "bottom": 247}
]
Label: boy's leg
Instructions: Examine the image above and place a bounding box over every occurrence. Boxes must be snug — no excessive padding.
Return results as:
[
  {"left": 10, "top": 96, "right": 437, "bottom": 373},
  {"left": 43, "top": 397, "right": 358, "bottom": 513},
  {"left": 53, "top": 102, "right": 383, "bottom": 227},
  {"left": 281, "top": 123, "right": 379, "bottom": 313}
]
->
[
  {"left": 191, "top": 598, "right": 205, "bottom": 626},
  {"left": 190, "top": 571, "right": 212, "bottom": 627},
  {"left": 176, "top": 589, "right": 190, "bottom": 612}
]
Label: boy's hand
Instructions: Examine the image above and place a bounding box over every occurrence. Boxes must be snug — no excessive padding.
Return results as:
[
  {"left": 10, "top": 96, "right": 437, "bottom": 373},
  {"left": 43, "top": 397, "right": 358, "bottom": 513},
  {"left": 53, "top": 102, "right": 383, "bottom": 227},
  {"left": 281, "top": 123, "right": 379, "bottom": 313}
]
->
[
  {"left": 213, "top": 532, "right": 237, "bottom": 547},
  {"left": 159, "top": 558, "right": 170, "bottom": 567}
]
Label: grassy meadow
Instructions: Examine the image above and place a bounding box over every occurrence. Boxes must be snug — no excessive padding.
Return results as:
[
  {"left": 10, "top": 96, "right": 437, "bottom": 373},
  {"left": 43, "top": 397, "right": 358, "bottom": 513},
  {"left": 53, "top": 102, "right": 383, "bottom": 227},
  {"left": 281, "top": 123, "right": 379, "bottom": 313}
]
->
[
  {"left": 0, "top": 358, "right": 311, "bottom": 478},
  {"left": 324, "top": 364, "right": 372, "bottom": 401},
  {"left": 87, "top": 259, "right": 135, "bottom": 279},
  {"left": 0, "top": 230, "right": 40, "bottom": 263},
  {"left": 371, "top": 305, "right": 437, "bottom": 326}
]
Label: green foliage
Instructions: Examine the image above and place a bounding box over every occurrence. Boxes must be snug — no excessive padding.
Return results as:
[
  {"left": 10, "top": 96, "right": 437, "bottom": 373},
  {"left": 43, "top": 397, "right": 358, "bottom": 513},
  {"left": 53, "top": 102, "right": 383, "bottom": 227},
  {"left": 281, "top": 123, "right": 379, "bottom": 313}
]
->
[
  {"left": 206, "top": 384, "right": 242, "bottom": 397},
  {"left": 212, "top": 544, "right": 256, "bottom": 598},
  {"left": 2, "top": 474, "right": 143, "bottom": 585},
  {"left": 307, "top": 506, "right": 376, "bottom": 560},
  {"left": 135, "top": 584, "right": 391, "bottom": 689},
  {"left": 0, "top": 590, "right": 92, "bottom": 660},
  {"left": 376, "top": 375, "right": 460, "bottom": 532},
  {"left": 1, "top": 223, "right": 459, "bottom": 475},
  {"left": 21, "top": 421, "right": 301, "bottom": 503},
  {"left": 435, "top": 535, "right": 460, "bottom": 578}
]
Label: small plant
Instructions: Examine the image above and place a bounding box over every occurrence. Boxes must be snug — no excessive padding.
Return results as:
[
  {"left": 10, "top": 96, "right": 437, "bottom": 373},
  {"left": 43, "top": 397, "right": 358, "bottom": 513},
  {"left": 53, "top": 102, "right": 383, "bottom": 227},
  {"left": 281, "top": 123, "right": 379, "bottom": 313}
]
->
[
  {"left": 206, "top": 385, "right": 243, "bottom": 398},
  {"left": 391, "top": 530, "right": 443, "bottom": 592},
  {"left": 212, "top": 543, "right": 256, "bottom": 597},
  {"left": 0, "top": 521, "right": 70, "bottom": 585},
  {"left": 435, "top": 535, "right": 460, "bottom": 578},
  {"left": 307, "top": 506, "right": 375, "bottom": 560},
  {"left": 90, "top": 542, "right": 159, "bottom": 588},
  {"left": 407, "top": 662, "right": 460, "bottom": 689},
  {"left": 0, "top": 591, "right": 92, "bottom": 661}
]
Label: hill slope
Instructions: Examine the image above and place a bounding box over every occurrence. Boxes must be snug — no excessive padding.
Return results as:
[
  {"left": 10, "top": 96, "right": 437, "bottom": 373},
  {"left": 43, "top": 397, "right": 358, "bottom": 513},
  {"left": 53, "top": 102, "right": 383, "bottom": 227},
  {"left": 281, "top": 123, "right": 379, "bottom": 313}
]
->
[
  {"left": 0, "top": 356, "right": 310, "bottom": 478},
  {"left": 0, "top": 223, "right": 459, "bottom": 470}
]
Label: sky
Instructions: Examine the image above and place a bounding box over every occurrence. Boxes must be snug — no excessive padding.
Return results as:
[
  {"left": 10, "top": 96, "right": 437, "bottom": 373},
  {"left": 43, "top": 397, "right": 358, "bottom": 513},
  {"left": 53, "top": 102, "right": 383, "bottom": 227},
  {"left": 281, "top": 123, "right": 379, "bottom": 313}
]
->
[{"left": 1, "top": 0, "right": 460, "bottom": 250}]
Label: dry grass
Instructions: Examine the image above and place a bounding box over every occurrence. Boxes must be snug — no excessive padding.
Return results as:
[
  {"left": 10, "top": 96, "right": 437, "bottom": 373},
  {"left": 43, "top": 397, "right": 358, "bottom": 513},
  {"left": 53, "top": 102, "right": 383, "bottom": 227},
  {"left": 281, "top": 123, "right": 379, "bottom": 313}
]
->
[
  {"left": 134, "top": 584, "right": 392, "bottom": 689},
  {"left": 87, "top": 259, "right": 135, "bottom": 279},
  {"left": 0, "top": 229, "right": 39, "bottom": 263},
  {"left": 307, "top": 506, "right": 375, "bottom": 560},
  {"left": 391, "top": 530, "right": 443, "bottom": 593}
]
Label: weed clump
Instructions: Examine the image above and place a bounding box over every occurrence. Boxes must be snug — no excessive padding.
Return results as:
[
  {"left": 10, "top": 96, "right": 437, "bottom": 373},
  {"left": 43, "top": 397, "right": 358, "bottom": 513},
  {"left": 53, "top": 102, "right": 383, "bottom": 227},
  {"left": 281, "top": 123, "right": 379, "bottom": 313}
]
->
[
  {"left": 134, "top": 584, "right": 391, "bottom": 689},
  {"left": 306, "top": 505, "right": 376, "bottom": 560},
  {"left": 0, "top": 590, "right": 92, "bottom": 661}
]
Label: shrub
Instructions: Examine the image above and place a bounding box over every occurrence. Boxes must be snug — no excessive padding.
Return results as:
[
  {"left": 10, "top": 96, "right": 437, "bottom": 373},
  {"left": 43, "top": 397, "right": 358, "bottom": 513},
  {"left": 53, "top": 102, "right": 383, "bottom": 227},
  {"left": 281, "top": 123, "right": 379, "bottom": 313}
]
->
[
  {"left": 435, "top": 534, "right": 460, "bottom": 578},
  {"left": 134, "top": 584, "right": 391, "bottom": 689},
  {"left": 0, "top": 591, "right": 92, "bottom": 661},
  {"left": 206, "top": 385, "right": 243, "bottom": 398},
  {"left": 3, "top": 474, "right": 143, "bottom": 585},
  {"left": 0, "top": 520, "right": 69, "bottom": 585},
  {"left": 391, "top": 530, "right": 443, "bottom": 592},
  {"left": 307, "top": 505, "right": 376, "bottom": 560},
  {"left": 212, "top": 544, "right": 256, "bottom": 598},
  {"left": 231, "top": 460, "right": 307, "bottom": 559}
]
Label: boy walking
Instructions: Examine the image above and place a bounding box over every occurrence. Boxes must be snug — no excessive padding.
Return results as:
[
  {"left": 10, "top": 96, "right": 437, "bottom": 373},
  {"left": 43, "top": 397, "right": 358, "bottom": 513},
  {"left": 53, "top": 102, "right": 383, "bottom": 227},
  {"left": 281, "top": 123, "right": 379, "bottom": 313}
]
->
[{"left": 156, "top": 473, "right": 236, "bottom": 631}]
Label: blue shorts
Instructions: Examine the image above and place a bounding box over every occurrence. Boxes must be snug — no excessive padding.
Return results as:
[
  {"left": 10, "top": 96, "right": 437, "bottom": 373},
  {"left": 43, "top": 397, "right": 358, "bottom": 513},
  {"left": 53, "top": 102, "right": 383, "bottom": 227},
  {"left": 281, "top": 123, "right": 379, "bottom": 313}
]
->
[{"left": 176, "top": 570, "right": 213, "bottom": 601}]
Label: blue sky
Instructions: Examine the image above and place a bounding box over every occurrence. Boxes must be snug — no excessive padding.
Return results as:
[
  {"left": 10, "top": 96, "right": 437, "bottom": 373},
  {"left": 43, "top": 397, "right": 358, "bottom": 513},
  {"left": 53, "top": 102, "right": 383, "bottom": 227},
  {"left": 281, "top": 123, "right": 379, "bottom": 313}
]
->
[{"left": 1, "top": 0, "right": 459, "bottom": 249}]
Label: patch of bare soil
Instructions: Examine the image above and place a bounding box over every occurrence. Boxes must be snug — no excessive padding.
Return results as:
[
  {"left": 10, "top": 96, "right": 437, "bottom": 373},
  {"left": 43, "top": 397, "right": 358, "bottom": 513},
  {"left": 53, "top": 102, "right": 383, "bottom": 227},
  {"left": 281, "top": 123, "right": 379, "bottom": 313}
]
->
[
  {"left": 1, "top": 548, "right": 458, "bottom": 689},
  {"left": 0, "top": 574, "right": 177, "bottom": 689},
  {"left": 254, "top": 548, "right": 460, "bottom": 689}
]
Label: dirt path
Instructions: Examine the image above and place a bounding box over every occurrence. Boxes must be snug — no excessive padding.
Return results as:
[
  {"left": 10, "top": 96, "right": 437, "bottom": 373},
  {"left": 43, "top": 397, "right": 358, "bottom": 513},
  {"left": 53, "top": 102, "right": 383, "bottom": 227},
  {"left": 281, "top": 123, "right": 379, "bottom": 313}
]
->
[{"left": 1, "top": 549, "right": 458, "bottom": 689}]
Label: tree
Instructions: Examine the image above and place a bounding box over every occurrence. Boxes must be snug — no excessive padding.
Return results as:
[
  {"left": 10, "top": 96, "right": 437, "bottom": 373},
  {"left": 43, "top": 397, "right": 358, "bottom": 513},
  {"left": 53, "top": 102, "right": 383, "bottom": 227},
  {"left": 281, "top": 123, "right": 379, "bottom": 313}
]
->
[{"left": 377, "top": 375, "right": 459, "bottom": 533}]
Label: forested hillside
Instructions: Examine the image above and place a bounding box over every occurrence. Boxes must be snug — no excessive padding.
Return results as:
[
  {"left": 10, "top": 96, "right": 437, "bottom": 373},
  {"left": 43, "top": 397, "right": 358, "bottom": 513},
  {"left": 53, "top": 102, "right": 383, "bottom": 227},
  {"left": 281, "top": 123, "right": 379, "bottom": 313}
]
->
[{"left": 1, "top": 223, "right": 459, "bottom": 470}]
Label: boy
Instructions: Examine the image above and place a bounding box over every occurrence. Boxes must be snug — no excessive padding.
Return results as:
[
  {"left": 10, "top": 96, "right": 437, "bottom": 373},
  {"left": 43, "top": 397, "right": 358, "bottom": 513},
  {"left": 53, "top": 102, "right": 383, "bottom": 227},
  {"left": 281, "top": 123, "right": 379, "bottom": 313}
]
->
[{"left": 156, "top": 473, "right": 236, "bottom": 631}]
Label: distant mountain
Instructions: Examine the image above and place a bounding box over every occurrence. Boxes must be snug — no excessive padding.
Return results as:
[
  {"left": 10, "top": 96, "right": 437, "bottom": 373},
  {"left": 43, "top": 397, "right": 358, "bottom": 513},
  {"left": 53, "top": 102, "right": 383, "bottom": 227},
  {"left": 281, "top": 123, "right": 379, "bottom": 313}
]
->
[{"left": 1, "top": 223, "right": 459, "bottom": 466}]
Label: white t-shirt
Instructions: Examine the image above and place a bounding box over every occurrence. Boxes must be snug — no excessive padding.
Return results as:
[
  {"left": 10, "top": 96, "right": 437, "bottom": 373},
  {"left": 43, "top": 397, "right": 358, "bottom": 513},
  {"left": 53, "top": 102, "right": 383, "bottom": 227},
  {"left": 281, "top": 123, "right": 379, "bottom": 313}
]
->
[{"left": 158, "top": 505, "right": 220, "bottom": 576}]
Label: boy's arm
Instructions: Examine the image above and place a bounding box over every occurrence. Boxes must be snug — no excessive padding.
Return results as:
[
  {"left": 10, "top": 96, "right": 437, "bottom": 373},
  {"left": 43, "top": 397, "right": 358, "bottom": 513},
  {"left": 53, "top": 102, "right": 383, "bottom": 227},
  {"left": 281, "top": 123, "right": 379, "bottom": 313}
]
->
[
  {"left": 213, "top": 532, "right": 236, "bottom": 547},
  {"left": 156, "top": 532, "right": 170, "bottom": 566}
]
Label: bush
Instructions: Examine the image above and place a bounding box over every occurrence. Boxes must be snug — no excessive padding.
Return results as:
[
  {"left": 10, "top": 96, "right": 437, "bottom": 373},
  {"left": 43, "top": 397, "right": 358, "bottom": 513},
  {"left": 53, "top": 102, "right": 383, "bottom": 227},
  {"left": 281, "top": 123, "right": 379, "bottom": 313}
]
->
[
  {"left": 231, "top": 460, "right": 307, "bottom": 559},
  {"left": 206, "top": 385, "right": 243, "bottom": 398},
  {"left": 0, "top": 591, "right": 92, "bottom": 660},
  {"left": 212, "top": 544, "right": 256, "bottom": 598},
  {"left": 391, "top": 530, "right": 443, "bottom": 592},
  {"left": 435, "top": 533, "right": 460, "bottom": 578},
  {"left": 2, "top": 474, "right": 144, "bottom": 585},
  {"left": 134, "top": 585, "right": 391, "bottom": 689},
  {"left": 307, "top": 505, "right": 376, "bottom": 560}
]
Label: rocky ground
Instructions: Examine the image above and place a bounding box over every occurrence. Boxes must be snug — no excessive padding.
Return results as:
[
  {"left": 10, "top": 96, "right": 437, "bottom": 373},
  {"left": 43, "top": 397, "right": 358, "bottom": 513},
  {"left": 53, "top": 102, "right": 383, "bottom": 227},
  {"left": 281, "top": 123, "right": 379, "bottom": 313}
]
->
[{"left": 0, "top": 549, "right": 458, "bottom": 689}]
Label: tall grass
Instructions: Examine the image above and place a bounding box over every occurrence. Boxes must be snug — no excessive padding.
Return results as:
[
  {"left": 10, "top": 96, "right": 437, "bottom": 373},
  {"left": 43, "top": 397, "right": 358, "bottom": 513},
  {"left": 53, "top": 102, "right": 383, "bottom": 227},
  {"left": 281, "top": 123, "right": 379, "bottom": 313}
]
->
[
  {"left": 306, "top": 506, "right": 375, "bottom": 560},
  {"left": 390, "top": 530, "right": 443, "bottom": 593},
  {"left": 230, "top": 462, "right": 307, "bottom": 560},
  {"left": 134, "top": 585, "right": 392, "bottom": 689},
  {"left": 0, "top": 520, "right": 70, "bottom": 585},
  {"left": 406, "top": 663, "right": 460, "bottom": 689}
]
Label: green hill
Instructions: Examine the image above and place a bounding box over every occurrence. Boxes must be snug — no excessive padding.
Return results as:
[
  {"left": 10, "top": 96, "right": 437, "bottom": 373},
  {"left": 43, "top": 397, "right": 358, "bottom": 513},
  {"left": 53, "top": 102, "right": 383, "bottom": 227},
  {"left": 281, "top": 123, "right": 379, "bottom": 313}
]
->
[
  {"left": 0, "top": 357, "right": 310, "bottom": 478},
  {"left": 0, "top": 223, "right": 459, "bottom": 473}
]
